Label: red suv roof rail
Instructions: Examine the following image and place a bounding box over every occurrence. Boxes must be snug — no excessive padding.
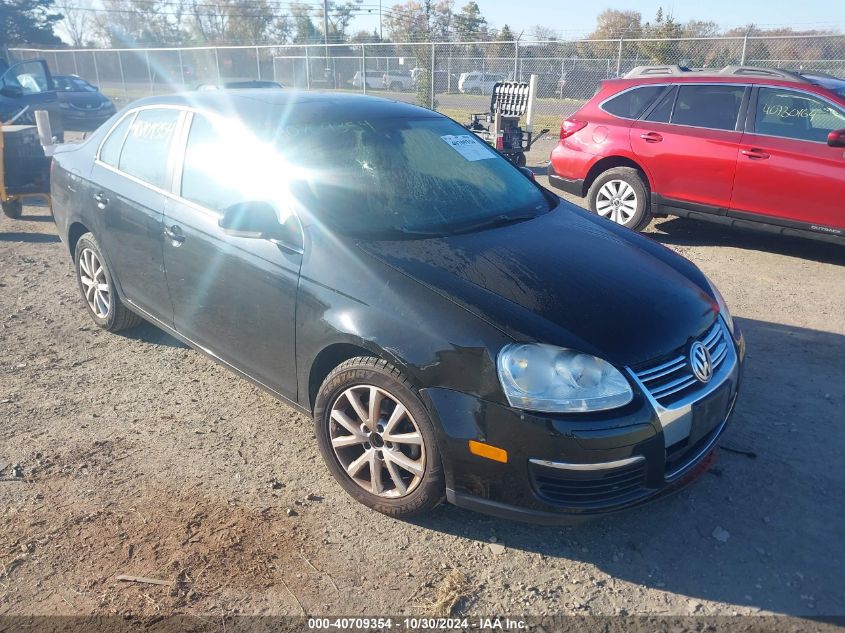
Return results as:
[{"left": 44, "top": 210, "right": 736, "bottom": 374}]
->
[{"left": 623, "top": 64, "right": 810, "bottom": 83}]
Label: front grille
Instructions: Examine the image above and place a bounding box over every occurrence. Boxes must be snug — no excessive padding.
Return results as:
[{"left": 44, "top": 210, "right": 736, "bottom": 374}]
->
[
  {"left": 530, "top": 461, "right": 648, "bottom": 509},
  {"left": 633, "top": 320, "right": 729, "bottom": 407},
  {"left": 69, "top": 102, "right": 104, "bottom": 111}
]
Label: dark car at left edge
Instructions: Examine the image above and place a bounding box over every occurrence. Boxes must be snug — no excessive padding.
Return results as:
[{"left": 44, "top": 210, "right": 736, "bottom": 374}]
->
[
  {"left": 54, "top": 74, "right": 117, "bottom": 128},
  {"left": 49, "top": 90, "right": 745, "bottom": 524}
]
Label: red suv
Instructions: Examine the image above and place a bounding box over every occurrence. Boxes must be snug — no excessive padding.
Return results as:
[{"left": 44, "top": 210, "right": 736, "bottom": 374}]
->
[{"left": 548, "top": 65, "right": 845, "bottom": 243}]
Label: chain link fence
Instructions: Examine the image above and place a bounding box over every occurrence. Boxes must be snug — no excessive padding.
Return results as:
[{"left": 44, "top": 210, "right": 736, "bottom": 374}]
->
[{"left": 9, "top": 34, "right": 845, "bottom": 129}]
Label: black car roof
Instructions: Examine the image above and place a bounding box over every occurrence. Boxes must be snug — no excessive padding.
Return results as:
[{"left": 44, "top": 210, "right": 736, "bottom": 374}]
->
[{"left": 129, "top": 90, "right": 440, "bottom": 125}]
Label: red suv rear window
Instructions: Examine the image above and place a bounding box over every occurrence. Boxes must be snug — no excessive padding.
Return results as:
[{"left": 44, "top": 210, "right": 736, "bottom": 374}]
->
[{"left": 602, "top": 86, "right": 665, "bottom": 119}]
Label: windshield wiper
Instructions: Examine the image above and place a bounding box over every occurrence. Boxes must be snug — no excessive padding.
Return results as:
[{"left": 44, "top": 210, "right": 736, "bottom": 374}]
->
[
  {"left": 378, "top": 213, "right": 537, "bottom": 239},
  {"left": 382, "top": 226, "right": 449, "bottom": 238},
  {"left": 449, "top": 213, "right": 537, "bottom": 235}
]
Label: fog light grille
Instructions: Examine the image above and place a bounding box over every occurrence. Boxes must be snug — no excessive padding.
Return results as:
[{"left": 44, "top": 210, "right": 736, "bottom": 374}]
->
[{"left": 529, "top": 460, "right": 648, "bottom": 508}]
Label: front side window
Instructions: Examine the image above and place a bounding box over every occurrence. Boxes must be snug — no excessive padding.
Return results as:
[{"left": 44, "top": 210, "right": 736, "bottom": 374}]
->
[
  {"left": 3, "top": 61, "right": 50, "bottom": 94},
  {"left": 755, "top": 87, "right": 845, "bottom": 143},
  {"left": 181, "top": 114, "right": 247, "bottom": 213},
  {"left": 118, "top": 108, "right": 180, "bottom": 188},
  {"left": 671, "top": 84, "right": 745, "bottom": 131},
  {"left": 603, "top": 86, "right": 665, "bottom": 119}
]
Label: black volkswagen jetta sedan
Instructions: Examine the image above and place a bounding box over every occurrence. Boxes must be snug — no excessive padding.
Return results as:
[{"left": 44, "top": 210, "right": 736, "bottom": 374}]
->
[{"left": 50, "top": 91, "right": 745, "bottom": 523}]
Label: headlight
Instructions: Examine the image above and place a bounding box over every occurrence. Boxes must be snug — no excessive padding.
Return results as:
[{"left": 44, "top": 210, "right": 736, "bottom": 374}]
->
[
  {"left": 497, "top": 344, "right": 633, "bottom": 413},
  {"left": 704, "top": 275, "right": 734, "bottom": 334}
]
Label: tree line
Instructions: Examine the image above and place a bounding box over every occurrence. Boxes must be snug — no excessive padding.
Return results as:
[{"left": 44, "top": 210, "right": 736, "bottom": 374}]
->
[{"left": 1, "top": 0, "right": 841, "bottom": 52}]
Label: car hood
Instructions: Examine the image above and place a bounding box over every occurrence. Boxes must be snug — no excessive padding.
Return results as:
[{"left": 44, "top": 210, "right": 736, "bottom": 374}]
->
[{"left": 355, "top": 204, "right": 717, "bottom": 367}]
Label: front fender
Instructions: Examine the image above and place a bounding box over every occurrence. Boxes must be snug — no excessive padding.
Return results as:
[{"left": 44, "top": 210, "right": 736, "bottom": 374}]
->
[{"left": 295, "top": 234, "right": 513, "bottom": 410}]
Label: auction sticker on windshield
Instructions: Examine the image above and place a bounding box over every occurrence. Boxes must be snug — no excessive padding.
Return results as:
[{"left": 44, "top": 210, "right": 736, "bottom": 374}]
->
[{"left": 440, "top": 134, "right": 496, "bottom": 161}]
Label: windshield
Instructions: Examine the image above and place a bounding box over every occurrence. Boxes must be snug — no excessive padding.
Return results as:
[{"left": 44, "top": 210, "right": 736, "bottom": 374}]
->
[{"left": 276, "top": 117, "right": 551, "bottom": 238}]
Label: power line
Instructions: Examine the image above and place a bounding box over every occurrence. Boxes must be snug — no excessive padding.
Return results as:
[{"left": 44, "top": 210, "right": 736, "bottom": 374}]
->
[{"left": 57, "top": 4, "right": 400, "bottom": 20}]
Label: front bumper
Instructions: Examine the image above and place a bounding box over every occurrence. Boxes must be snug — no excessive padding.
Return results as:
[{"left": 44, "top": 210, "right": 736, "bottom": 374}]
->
[
  {"left": 421, "top": 322, "right": 745, "bottom": 524},
  {"left": 60, "top": 106, "right": 115, "bottom": 125}
]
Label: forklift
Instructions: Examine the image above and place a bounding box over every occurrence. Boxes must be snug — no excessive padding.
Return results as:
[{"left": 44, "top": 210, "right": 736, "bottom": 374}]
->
[
  {"left": 465, "top": 74, "right": 549, "bottom": 166},
  {"left": 1, "top": 107, "right": 54, "bottom": 218}
]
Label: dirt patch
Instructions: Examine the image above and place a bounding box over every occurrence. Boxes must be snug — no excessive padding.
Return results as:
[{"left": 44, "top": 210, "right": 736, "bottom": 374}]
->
[{"left": 1, "top": 466, "right": 306, "bottom": 618}]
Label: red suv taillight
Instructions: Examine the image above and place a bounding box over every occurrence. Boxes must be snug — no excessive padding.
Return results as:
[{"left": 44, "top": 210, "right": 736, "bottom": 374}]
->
[{"left": 560, "top": 118, "right": 587, "bottom": 140}]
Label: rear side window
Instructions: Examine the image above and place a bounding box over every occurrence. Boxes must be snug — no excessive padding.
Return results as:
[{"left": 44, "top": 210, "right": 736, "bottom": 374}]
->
[
  {"left": 755, "top": 87, "right": 845, "bottom": 143},
  {"left": 645, "top": 86, "right": 676, "bottom": 123},
  {"left": 672, "top": 85, "right": 745, "bottom": 131},
  {"left": 118, "top": 109, "right": 180, "bottom": 188},
  {"left": 99, "top": 114, "right": 133, "bottom": 167},
  {"left": 602, "top": 86, "right": 664, "bottom": 119}
]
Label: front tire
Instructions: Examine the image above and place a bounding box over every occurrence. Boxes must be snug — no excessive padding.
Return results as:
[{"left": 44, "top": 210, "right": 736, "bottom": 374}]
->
[
  {"left": 314, "top": 356, "right": 445, "bottom": 518},
  {"left": 74, "top": 232, "right": 143, "bottom": 332},
  {"left": 1, "top": 199, "right": 22, "bottom": 219},
  {"left": 587, "top": 166, "right": 652, "bottom": 231}
]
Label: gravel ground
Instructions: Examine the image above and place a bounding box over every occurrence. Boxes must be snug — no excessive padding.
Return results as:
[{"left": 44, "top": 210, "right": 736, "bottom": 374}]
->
[{"left": 1, "top": 137, "right": 844, "bottom": 624}]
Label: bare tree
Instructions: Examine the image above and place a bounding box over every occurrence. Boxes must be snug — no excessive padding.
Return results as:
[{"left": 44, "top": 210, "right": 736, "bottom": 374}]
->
[{"left": 55, "top": 0, "right": 94, "bottom": 46}]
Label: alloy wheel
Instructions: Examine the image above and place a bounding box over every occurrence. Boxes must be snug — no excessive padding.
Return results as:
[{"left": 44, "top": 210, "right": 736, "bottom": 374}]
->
[
  {"left": 328, "top": 385, "right": 426, "bottom": 498},
  {"left": 78, "top": 247, "right": 110, "bottom": 319},
  {"left": 596, "top": 179, "right": 638, "bottom": 225}
]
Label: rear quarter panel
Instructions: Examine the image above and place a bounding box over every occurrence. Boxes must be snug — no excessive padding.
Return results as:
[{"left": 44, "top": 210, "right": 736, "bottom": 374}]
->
[
  {"left": 549, "top": 82, "right": 641, "bottom": 183},
  {"left": 49, "top": 136, "right": 100, "bottom": 256}
]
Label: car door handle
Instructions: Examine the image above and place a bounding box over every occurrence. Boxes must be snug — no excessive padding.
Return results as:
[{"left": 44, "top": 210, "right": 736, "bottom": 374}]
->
[
  {"left": 640, "top": 132, "right": 663, "bottom": 143},
  {"left": 163, "top": 225, "right": 185, "bottom": 246},
  {"left": 94, "top": 192, "right": 109, "bottom": 209},
  {"left": 741, "top": 148, "right": 770, "bottom": 160}
]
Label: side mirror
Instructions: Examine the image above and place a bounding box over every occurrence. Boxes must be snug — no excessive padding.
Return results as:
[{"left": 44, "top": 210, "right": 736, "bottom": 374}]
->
[
  {"left": 827, "top": 128, "right": 845, "bottom": 148},
  {"left": 219, "top": 201, "right": 286, "bottom": 240},
  {"left": 0, "top": 84, "right": 23, "bottom": 99}
]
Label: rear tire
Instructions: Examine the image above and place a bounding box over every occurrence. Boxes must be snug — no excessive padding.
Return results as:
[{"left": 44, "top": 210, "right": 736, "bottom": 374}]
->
[
  {"left": 1, "top": 199, "right": 22, "bottom": 219},
  {"left": 314, "top": 356, "right": 445, "bottom": 518},
  {"left": 587, "top": 167, "right": 652, "bottom": 231},
  {"left": 74, "top": 232, "right": 143, "bottom": 332}
]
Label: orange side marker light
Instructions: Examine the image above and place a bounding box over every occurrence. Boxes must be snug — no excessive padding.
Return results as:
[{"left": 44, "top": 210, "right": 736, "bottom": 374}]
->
[{"left": 468, "top": 440, "right": 508, "bottom": 463}]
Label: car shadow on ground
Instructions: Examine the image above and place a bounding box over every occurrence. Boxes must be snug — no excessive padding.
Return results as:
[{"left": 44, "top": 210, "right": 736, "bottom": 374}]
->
[
  {"left": 650, "top": 217, "right": 845, "bottom": 266},
  {"left": 7, "top": 214, "right": 54, "bottom": 223},
  {"left": 0, "top": 232, "right": 60, "bottom": 243},
  {"left": 117, "top": 321, "right": 187, "bottom": 349},
  {"left": 413, "top": 317, "right": 845, "bottom": 616}
]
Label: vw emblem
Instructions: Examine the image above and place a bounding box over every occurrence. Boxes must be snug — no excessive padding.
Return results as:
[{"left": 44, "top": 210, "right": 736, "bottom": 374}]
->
[{"left": 689, "top": 341, "right": 713, "bottom": 383}]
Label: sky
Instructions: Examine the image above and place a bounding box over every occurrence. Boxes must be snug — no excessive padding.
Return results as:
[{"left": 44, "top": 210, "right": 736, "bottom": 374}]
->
[{"left": 351, "top": 0, "right": 843, "bottom": 39}]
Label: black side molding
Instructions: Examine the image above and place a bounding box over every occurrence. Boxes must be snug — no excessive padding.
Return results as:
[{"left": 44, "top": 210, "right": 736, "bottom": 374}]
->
[{"left": 653, "top": 194, "right": 845, "bottom": 245}]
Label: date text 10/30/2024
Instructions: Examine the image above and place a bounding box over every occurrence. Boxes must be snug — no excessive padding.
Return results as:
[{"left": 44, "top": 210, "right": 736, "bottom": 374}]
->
[{"left": 307, "top": 617, "right": 527, "bottom": 630}]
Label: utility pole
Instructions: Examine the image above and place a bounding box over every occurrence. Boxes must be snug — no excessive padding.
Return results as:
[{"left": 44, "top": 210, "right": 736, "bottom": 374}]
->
[
  {"left": 740, "top": 25, "right": 753, "bottom": 65},
  {"left": 379, "top": 0, "right": 383, "bottom": 40}
]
